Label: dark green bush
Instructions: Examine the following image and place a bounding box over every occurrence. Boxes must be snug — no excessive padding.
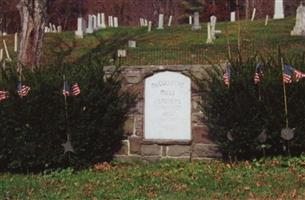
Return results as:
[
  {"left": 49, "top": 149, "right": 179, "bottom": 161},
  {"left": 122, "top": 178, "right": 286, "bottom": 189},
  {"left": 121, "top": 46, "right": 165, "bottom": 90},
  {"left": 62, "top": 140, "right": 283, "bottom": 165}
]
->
[
  {"left": 0, "top": 59, "right": 134, "bottom": 172},
  {"left": 194, "top": 52, "right": 305, "bottom": 160}
]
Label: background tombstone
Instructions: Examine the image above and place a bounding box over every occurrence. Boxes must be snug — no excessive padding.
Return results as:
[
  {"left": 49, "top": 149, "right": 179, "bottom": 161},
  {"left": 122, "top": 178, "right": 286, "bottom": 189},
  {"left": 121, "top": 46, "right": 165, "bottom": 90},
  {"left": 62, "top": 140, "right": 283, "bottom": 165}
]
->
[
  {"left": 168, "top": 15, "right": 173, "bottom": 27},
  {"left": 140, "top": 18, "right": 144, "bottom": 26},
  {"left": 128, "top": 40, "right": 136, "bottom": 48},
  {"left": 0, "top": 49, "right": 3, "bottom": 61},
  {"left": 157, "top": 14, "right": 164, "bottom": 29},
  {"left": 92, "top": 15, "right": 97, "bottom": 30},
  {"left": 57, "top": 26, "right": 62, "bottom": 33},
  {"left": 144, "top": 71, "right": 191, "bottom": 140},
  {"left": 113, "top": 17, "right": 118, "bottom": 28},
  {"left": 86, "top": 15, "right": 94, "bottom": 34},
  {"left": 265, "top": 15, "right": 269, "bottom": 26},
  {"left": 144, "top": 19, "right": 148, "bottom": 26},
  {"left": 117, "top": 49, "right": 127, "bottom": 58},
  {"left": 251, "top": 8, "right": 256, "bottom": 21},
  {"left": 97, "top": 13, "right": 101, "bottom": 28},
  {"left": 230, "top": 11, "right": 236, "bottom": 22},
  {"left": 148, "top": 21, "right": 152, "bottom": 32},
  {"left": 206, "top": 23, "right": 213, "bottom": 44},
  {"left": 192, "top": 12, "right": 201, "bottom": 30},
  {"left": 291, "top": 3, "right": 305, "bottom": 36},
  {"left": 274, "top": 0, "right": 284, "bottom": 19},
  {"left": 75, "top": 17, "right": 85, "bottom": 38},
  {"left": 210, "top": 15, "right": 217, "bottom": 40},
  {"left": 101, "top": 13, "right": 106, "bottom": 28},
  {"left": 52, "top": 24, "right": 57, "bottom": 32},
  {"left": 189, "top": 16, "right": 193, "bottom": 25}
]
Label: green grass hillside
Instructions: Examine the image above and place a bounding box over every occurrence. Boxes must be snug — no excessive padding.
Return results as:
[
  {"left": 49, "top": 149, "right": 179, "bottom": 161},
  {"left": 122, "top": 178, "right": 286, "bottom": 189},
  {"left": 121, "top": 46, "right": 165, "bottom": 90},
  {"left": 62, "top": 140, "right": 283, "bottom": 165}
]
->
[{"left": 0, "top": 17, "right": 304, "bottom": 66}]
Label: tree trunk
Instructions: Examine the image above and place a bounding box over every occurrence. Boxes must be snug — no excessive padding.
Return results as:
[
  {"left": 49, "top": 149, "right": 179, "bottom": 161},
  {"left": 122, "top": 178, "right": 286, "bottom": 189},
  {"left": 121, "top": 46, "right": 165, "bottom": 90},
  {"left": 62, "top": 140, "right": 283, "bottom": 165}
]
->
[{"left": 17, "top": 0, "right": 47, "bottom": 68}]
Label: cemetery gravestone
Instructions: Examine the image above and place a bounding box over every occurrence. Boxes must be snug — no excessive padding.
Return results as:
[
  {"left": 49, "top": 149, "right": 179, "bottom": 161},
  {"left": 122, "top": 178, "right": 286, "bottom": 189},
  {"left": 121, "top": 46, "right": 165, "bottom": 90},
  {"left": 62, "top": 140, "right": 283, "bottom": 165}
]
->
[
  {"left": 114, "top": 17, "right": 118, "bottom": 28},
  {"left": 210, "top": 15, "right": 217, "bottom": 40},
  {"left": 128, "top": 40, "right": 136, "bottom": 48},
  {"left": 274, "top": 0, "right": 284, "bottom": 19},
  {"left": 251, "top": 8, "right": 256, "bottom": 21},
  {"left": 291, "top": 3, "right": 305, "bottom": 36},
  {"left": 157, "top": 14, "right": 164, "bottom": 29},
  {"left": 192, "top": 12, "right": 201, "bottom": 30},
  {"left": 189, "top": 16, "right": 193, "bottom": 25},
  {"left": 144, "top": 71, "right": 191, "bottom": 140},
  {"left": 101, "top": 13, "right": 106, "bottom": 28},
  {"left": 140, "top": 18, "right": 144, "bottom": 26},
  {"left": 75, "top": 17, "right": 85, "bottom": 38},
  {"left": 97, "top": 13, "right": 101, "bottom": 28},
  {"left": 86, "top": 15, "right": 94, "bottom": 34},
  {"left": 230, "top": 11, "right": 236, "bottom": 22},
  {"left": 148, "top": 21, "right": 152, "bottom": 32},
  {"left": 265, "top": 15, "right": 269, "bottom": 26},
  {"left": 206, "top": 23, "right": 213, "bottom": 44},
  {"left": 168, "top": 15, "right": 173, "bottom": 27},
  {"left": 92, "top": 15, "right": 97, "bottom": 30}
]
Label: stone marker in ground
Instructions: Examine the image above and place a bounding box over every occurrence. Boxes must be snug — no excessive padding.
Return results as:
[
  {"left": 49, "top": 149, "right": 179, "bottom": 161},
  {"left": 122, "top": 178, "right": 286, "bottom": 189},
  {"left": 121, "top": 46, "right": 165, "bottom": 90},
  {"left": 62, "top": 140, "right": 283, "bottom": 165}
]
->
[
  {"left": 140, "top": 18, "right": 144, "bottom": 26},
  {"left": 57, "top": 26, "right": 62, "bottom": 33},
  {"left": 189, "top": 16, "right": 192, "bottom": 25},
  {"left": 192, "top": 12, "right": 201, "bottom": 30},
  {"left": 291, "top": 2, "right": 305, "bottom": 36},
  {"left": 265, "top": 15, "right": 269, "bottom": 26},
  {"left": 148, "top": 21, "right": 152, "bottom": 32},
  {"left": 101, "top": 13, "right": 106, "bottom": 28},
  {"left": 157, "top": 14, "right": 164, "bottom": 29},
  {"left": 14, "top": 33, "right": 18, "bottom": 52},
  {"left": 128, "top": 40, "right": 136, "bottom": 48},
  {"left": 113, "top": 17, "right": 118, "bottom": 28},
  {"left": 230, "top": 11, "right": 236, "bottom": 22},
  {"left": 274, "top": 0, "right": 284, "bottom": 19},
  {"left": 75, "top": 17, "right": 85, "bottom": 38},
  {"left": 92, "top": 15, "right": 97, "bottom": 30},
  {"left": 97, "top": 13, "right": 101, "bottom": 28},
  {"left": 168, "top": 15, "right": 173, "bottom": 27},
  {"left": 210, "top": 15, "right": 217, "bottom": 40},
  {"left": 144, "top": 71, "right": 191, "bottom": 140},
  {"left": 117, "top": 49, "right": 127, "bottom": 58},
  {"left": 86, "top": 15, "right": 94, "bottom": 34},
  {"left": 206, "top": 23, "right": 213, "bottom": 44},
  {"left": 251, "top": 8, "right": 256, "bottom": 21},
  {"left": 0, "top": 49, "right": 3, "bottom": 61},
  {"left": 144, "top": 19, "right": 148, "bottom": 26}
]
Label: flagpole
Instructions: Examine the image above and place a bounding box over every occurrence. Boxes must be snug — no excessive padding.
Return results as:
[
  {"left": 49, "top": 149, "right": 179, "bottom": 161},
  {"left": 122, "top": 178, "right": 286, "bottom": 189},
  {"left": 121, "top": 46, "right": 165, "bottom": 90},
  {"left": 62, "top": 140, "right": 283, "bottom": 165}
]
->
[{"left": 281, "top": 57, "right": 289, "bottom": 128}]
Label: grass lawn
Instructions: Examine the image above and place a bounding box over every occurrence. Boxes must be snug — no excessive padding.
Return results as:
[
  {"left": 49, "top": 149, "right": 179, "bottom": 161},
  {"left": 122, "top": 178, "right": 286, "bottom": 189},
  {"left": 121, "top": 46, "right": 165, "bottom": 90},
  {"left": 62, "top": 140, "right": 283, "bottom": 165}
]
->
[
  {"left": 1, "top": 158, "right": 305, "bottom": 199},
  {"left": 1, "top": 17, "right": 305, "bottom": 66}
]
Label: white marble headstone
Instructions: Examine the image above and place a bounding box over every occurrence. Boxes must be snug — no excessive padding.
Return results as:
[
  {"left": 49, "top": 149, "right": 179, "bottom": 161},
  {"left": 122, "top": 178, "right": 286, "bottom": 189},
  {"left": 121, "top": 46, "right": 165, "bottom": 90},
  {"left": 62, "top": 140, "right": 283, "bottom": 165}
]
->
[
  {"left": 157, "top": 14, "right": 164, "bottom": 29},
  {"left": 274, "top": 0, "right": 284, "bottom": 19},
  {"left": 101, "top": 13, "right": 106, "bottom": 28},
  {"left": 144, "top": 71, "right": 191, "bottom": 140},
  {"left": 168, "top": 15, "right": 173, "bottom": 27},
  {"left": 75, "top": 17, "right": 85, "bottom": 38},
  {"left": 230, "top": 11, "right": 236, "bottom": 22},
  {"left": 291, "top": 3, "right": 305, "bottom": 36},
  {"left": 192, "top": 12, "right": 201, "bottom": 30},
  {"left": 113, "top": 17, "right": 118, "bottom": 28}
]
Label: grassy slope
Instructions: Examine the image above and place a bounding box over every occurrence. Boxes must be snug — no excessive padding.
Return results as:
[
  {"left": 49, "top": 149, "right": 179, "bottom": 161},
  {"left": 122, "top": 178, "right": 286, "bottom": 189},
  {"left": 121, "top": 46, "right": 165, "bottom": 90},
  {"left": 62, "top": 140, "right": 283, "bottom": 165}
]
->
[
  {"left": 1, "top": 17, "right": 304, "bottom": 66},
  {"left": 1, "top": 159, "right": 305, "bottom": 199}
]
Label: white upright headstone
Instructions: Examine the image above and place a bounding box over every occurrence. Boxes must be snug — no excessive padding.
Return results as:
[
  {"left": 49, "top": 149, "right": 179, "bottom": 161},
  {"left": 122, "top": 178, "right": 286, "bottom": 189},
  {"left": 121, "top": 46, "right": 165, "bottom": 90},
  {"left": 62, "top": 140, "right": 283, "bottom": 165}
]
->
[
  {"left": 86, "top": 15, "right": 94, "bottom": 34},
  {"left": 57, "top": 26, "right": 62, "bottom": 33},
  {"left": 168, "top": 15, "right": 173, "bottom": 27},
  {"left": 251, "top": 8, "right": 256, "bottom": 21},
  {"left": 52, "top": 24, "right": 57, "bottom": 32},
  {"left": 144, "top": 19, "right": 148, "bottom": 26},
  {"left": 101, "top": 13, "right": 106, "bottom": 28},
  {"left": 265, "top": 15, "right": 269, "bottom": 26},
  {"left": 110, "top": 16, "right": 114, "bottom": 27},
  {"left": 148, "top": 21, "right": 152, "bottom": 32},
  {"left": 140, "top": 18, "right": 144, "bottom": 26},
  {"left": 274, "top": 0, "right": 284, "bottom": 19},
  {"left": 97, "top": 13, "right": 102, "bottom": 28},
  {"left": 113, "top": 17, "right": 118, "bottom": 28},
  {"left": 75, "top": 17, "right": 85, "bottom": 38},
  {"left": 230, "top": 11, "right": 236, "bottom": 22},
  {"left": 291, "top": 3, "right": 305, "bottom": 36},
  {"left": 189, "top": 16, "right": 193, "bottom": 25},
  {"left": 192, "top": 12, "right": 201, "bottom": 30},
  {"left": 206, "top": 23, "right": 213, "bottom": 44},
  {"left": 210, "top": 15, "right": 217, "bottom": 40},
  {"left": 144, "top": 71, "right": 191, "bottom": 140},
  {"left": 128, "top": 40, "right": 136, "bottom": 48},
  {"left": 92, "top": 15, "right": 97, "bottom": 30},
  {"left": 157, "top": 14, "right": 164, "bottom": 29},
  {"left": 49, "top": 23, "right": 53, "bottom": 32},
  {"left": 14, "top": 33, "right": 18, "bottom": 52}
]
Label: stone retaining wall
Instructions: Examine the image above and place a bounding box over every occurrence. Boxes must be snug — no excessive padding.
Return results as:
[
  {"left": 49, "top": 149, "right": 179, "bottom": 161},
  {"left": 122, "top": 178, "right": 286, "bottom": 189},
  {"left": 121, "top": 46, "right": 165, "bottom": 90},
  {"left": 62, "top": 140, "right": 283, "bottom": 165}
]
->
[{"left": 105, "top": 65, "right": 222, "bottom": 161}]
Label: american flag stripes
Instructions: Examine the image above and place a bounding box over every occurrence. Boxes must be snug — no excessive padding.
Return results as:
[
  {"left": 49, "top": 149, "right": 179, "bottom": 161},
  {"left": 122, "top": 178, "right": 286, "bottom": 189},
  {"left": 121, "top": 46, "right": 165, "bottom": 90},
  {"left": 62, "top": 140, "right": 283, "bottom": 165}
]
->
[
  {"left": 0, "top": 90, "right": 8, "bottom": 102},
  {"left": 63, "top": 81, "right": 81, "bottom": 96},
  {"left": 283, "top": 65, "right": 305, "bottom": 84},
  {"left": 71, "top": 83, "right": 80, "bottom": 96},
  {"left": 17, "top": 82, "right": 31, "bottom": 97},
  {"left": 223, "top": 64, "right": 231, "bottom": 86},
  {"left": 254, "top": 63, "right": 264, "bottom": 84}
]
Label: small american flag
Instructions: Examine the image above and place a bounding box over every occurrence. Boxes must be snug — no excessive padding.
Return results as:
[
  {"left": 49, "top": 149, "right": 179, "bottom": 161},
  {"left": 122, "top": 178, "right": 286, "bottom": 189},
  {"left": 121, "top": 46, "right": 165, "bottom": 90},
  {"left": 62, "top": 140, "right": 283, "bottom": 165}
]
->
[
  {"left": 254, "top": 63, "right": 264, "bottom": 84},
  {"left": 62, "top": 81, "right": 70, "bottom": 96},
  {"left": 223, "top": 64, "right": 231, "bottom": 86},
  {"left": 294, "top": 68, "right": 305, "bottom": 81},
  {"left": 0, "top": 90, "right": 8, "bottom": 102},
  {"left": 71, "top": 83, "right": 80, "bottom": 96},
  {"left": 283, "top": 65, "right": 294, "bottom": 84},
  {"left": 17, "top": 82, "right": 31, "bottom": 97}
]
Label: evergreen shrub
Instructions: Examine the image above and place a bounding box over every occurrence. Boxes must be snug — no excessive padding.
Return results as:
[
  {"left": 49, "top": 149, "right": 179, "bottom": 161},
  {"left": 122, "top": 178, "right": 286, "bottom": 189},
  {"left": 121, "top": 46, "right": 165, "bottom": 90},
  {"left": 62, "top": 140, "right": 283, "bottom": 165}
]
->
[
  {"left": 0, "top": 59, "right": 134, "bottom": 172},
  {"left": 193, "top": 53, "right": 305, "bottom": 160}
]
